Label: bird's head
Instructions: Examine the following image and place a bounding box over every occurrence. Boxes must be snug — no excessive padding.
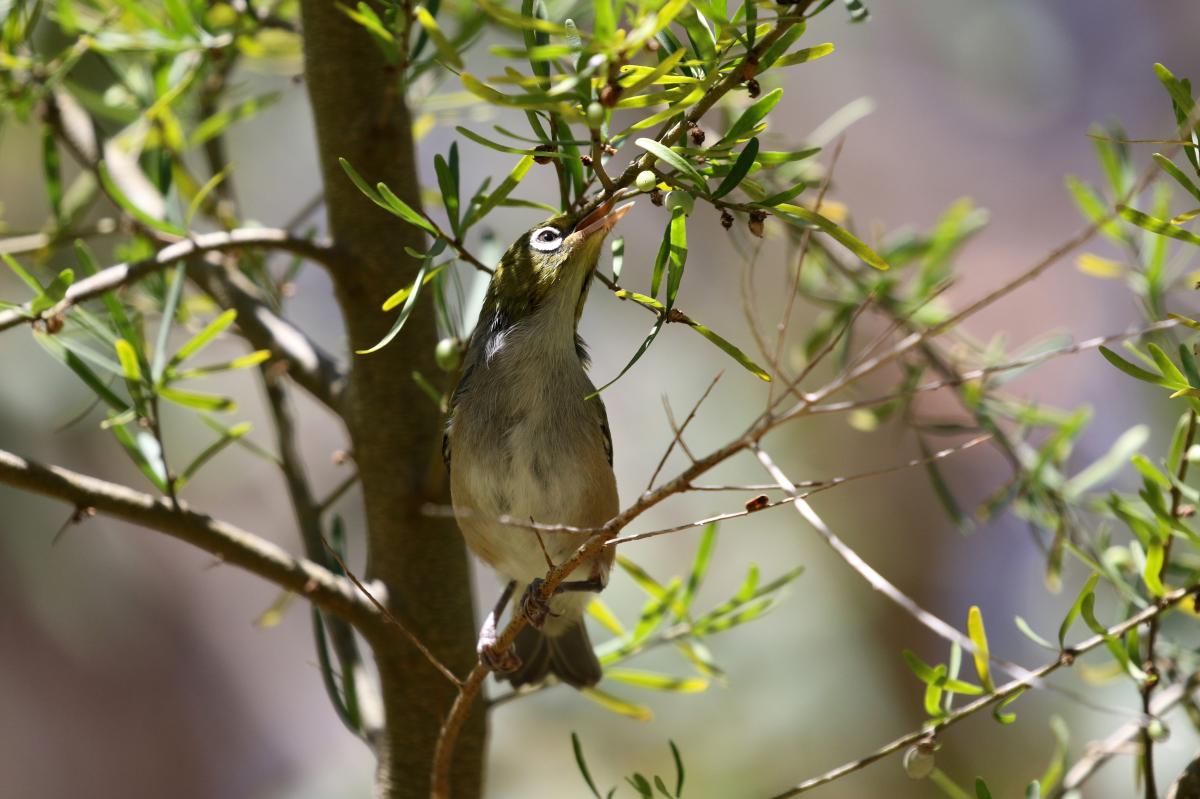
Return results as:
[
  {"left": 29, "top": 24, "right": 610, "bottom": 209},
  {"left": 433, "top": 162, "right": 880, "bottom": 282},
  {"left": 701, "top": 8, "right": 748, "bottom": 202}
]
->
[{"left": 486, "top": 198, "right": 634, "bottom": 324}]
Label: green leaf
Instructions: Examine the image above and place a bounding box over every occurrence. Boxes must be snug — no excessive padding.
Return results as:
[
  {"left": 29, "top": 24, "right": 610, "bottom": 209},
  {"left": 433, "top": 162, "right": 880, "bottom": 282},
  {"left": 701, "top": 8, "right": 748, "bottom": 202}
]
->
[
  {"left": 177, "top": 421, "right": 250, "bottom": 486},
  {"left": 414, "top": 6, "right": 463, "bottom": 68},
  {"left": 151, "top": 263, "right": 186, "bottom": 382},
  {"left": 587, "top": 597, "right": 626, "bottom": 636},
  {"left": 967, "top": 606, "right": 994, "bottom": 692},
  {"left": 683, "top": 319, "right": 772, "bottom": 381},
  {"left": 1153, "top": 153, "right": 1200, "bottom": 205},
  {"left": 666, "top": 208, "right": 688, "bottom": 308},
  {"left": 170, "top": 350, "right": 271, "bottom": 380},
  {"left": 358, "top": 256, "right": 434, "bottom": 355},
  {"left": 775, "top": 204, "right": 889, "bottom": 270},
  {"left": 682, "top": 522, "right": 717, "bottom": 610},
  {"left": 1058, "top": 572, "right": 1099, "bottom": 647},
  {"left": 611, "top": 237, "right": 625, "bottom": 283},
  {"left": 1144, "top": 540, "right": 1166, "bottom": 597},
  {"left": 975, "top": 778, "right": 994, "bottom": 799},
  {"left": 1098, "top": 346, "right": 1172, "bottom": 387},
  {"left": 718, "top": 88, "right": 783, "bottom": 147},
  {"left": 377, "top": 182, "right": 439, "bottom": 235},
  {"left": 1064, "top": 175, "right": 1125, "bottom": 245},
  {"left": 97, "top": 161, "right": 185, "bottom": 236},
  {"left": 34, "top": 332, "right": 129, "bottom": 412},
  {"left": 580, "top": 687, "right": 653, "bottom": 721},
  {"left": 1118, "top": 205, "right": 1200, "bottom": 247},
  {"left": 1063, "top": 424, "right": 1150, "bottom": 499},
  {"left": 2, "top": 251, "right": 45, "bottom": 295},
  {"left": 571, "top": 733, "right": 604, "bottom": 799},
  {"left": 109, "top": 423, "right": 168, "bottom": 492},
  {"left": 75, "top": 241, "right": 137, "bottom": 343},
  {"left": 159, "top": 386, "right": 236, "bottom": 412},
  {"left": 605, "top": 669, "right": 708, "bottom": 692},
  {"left": 710, "top": 137, "right": 759, "bottom": 199},
  {"left": 190, "top": 93, "right": 282, "bottom": 147},
  {"left": 465, "top": 154, "right": 535, "bottom": 226},
  {"left": 775, "top": 42, "right": 836, "bottom": 68},
  {"left": 114, "top": 338, "right": 143, "bottom": 383},
  {"left": 1013, "top": 616, "right": 1056, "bottom": 651},
  {"left": 670, "top": 740, "right": 685, "bottom": 797},
  {"left": 382, "top": 262, "right": 448, "bottom": 311},
  {"left": 589, "top": 318, "right": 665, "bottom": 396},
  {"left": 42, "top": 124, "right": 63, "bottom": 220},
  {"left": 993, "top": 688, "right": 1024, "bottom": 724},
  {"left": 171, "top": 309, "right": 237, "bottom": 366},
  {"left": 634, "top": 138, "right": 708, "bottom": 190},
  {"left": 29, "top": 268, "right": 75, "bottom": 315}
]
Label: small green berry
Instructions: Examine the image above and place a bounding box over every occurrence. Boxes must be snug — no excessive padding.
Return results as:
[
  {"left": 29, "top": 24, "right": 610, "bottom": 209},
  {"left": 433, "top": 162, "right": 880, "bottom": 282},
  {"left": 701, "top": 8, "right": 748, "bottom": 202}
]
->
[
  {"left": 435, "top": 337, "right": 462, "bottom": 372},
  {"left": 635, "top": 171, "right": 658, "bottom": 192},
  {"left": 902, "top": 746, "right": 934, "bottom": 780},
  {"left": 1147, "top": 719, "right": 1170, "bottom": 743},
  {"left": 664, "top": 190, "right": 694, "bottom": 216},
  {"left": 586, "top": 101, "right": 605, "bottom": 128}
]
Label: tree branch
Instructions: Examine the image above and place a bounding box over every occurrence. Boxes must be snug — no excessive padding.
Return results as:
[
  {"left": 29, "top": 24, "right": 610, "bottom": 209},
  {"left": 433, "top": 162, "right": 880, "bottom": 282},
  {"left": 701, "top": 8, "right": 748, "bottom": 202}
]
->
[
  {"left": 0, "top": 447, "right": 378, "bottom": 630},
  {"left": 765, "top": 585, "right": 1200, "bottom": 798}
]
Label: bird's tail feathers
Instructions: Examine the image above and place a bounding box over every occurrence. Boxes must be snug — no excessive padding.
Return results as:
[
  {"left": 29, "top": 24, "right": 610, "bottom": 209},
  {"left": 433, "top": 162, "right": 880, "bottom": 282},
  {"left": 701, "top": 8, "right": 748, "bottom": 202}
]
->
[{"left": 507, "top": 620, "right": 601, "bottom": 689}]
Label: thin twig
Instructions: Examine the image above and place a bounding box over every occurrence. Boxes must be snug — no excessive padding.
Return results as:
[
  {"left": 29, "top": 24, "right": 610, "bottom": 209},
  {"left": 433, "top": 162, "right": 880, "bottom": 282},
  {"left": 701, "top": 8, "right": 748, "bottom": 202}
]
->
[
  {"left": 646, "top": 372, "right": 723, "bottom": 491},
  {"left": 766, "top": 585, "right": 1200, "bottom": 798},
  {"left": 320, "top": 538, "right": 462, "bottom": 688}
]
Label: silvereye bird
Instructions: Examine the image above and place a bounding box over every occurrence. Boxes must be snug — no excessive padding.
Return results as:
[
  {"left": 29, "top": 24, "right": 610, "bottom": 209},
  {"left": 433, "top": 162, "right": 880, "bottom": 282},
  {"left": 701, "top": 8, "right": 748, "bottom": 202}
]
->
[{"left": 444, "top": 197, "right": 634, "bottom": 688}]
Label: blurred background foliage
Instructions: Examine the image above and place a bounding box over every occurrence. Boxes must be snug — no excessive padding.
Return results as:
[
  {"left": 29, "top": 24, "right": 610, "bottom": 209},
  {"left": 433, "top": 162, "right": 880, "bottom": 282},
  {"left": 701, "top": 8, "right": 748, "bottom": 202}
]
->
[{"left": 2, "top": 1, "right": 1200, "bottom": 798}]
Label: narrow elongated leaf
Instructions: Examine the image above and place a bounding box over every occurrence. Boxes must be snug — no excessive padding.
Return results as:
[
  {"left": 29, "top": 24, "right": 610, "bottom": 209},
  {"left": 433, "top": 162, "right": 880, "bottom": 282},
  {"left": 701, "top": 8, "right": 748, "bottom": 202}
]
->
[
  {"left": 159, "top": 386, "right": 236, "bottom": 412},
  {"left": 152, "top": 263, "right": 186, "bottom": 382},
  {"left": 606, "top": 669, "right": 708, "bottom": 693},
  {"left": 682, "top": 523, "right": 717, "bottom": 609},
  {"left": 2, "top": 251, "right": 44, "bottom": 295},
  {"left": 683, "top": 320, "right": 771, "bottom": 381},
  {"left": 414, "top": 6, "right": 463, "bottom": 68},
  {"left": 634, "top": 138, "right": 707, "bottom": 190},
  {"left": 1154, "top": 153, "right": 1200, "bottom": 204},
  {"left": 580, "top": 687, "right": 653, "bottom": 721},
  {"left": 711, "top": 137, "right": 759, "bottom": 199},
  {"left": 967, "top": 606, "right": 994, "bottom": 691},
  {"left": 571, "top": 733, "right": 604, "bottom": 799},
  {"left": 178, "top": 421, "right": 250, "bottom": 486},
  {"left": 775, "top": 204, "right": 889, "bottom": 270},
  {"left": 1058, "top": 572, "right": 1099, "bottom": 647},
  {"left": 1118, "top": 205, "right": 1200, "bottom": 246},
  {"left": 1098, "top": 345, "right": 1172, "bottom": 387},
  {"left": 171, "top": 309, "right": 236, "bottom": 365},
  {"left": 666, "top": 208, "right": 687, "bottom": 307},
  {"left": 358, "top": 256, "right": 433, "bottom": 354},
  {"left": 589, "top": 318, "right": 665, "bottom": 396},
  {"left": 587, "top": 597, "right": 626, "bottom": 636},
  {"left": 97, "top": 161, "right": 185, "bottom": 236},
  {"left": 717, "top": 88, "right": 782, "bottom": 146}
]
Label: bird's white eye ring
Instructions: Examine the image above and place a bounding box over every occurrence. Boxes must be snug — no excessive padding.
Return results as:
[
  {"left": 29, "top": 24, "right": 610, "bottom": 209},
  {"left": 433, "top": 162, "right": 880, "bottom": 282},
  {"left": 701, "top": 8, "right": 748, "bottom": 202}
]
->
[{"left": 530, "top": 227, "right": 563, "bottom": 252}]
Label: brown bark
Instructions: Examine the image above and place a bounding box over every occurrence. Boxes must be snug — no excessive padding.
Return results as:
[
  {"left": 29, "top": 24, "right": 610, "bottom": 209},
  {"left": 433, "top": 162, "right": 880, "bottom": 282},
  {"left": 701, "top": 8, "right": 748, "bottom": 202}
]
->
[{"left": 298, "top": 4, "right": 485, "bottom": 797}]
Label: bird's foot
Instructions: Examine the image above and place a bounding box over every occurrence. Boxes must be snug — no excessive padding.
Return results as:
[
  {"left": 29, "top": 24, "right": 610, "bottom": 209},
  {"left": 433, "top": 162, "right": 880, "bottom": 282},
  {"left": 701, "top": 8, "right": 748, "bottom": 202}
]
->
[
  {"left": 520, "top": 578, "right": 553, "bottom": 629},
  {"left": 478, "top": 640, "right": 521, "bottom": 675}
]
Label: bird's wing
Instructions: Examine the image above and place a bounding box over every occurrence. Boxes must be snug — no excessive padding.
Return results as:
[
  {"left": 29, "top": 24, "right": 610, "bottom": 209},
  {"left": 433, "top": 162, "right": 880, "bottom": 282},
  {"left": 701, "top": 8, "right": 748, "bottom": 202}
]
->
[{"left": 594, "top": 395, "right": 613, "bottom": 468}]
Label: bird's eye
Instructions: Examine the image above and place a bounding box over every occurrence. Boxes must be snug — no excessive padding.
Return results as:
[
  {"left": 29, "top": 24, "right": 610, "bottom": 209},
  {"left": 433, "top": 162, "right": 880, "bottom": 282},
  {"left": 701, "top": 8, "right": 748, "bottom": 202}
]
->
[{"left": 530, "top": 227, "right": 563, "bottom": 252}]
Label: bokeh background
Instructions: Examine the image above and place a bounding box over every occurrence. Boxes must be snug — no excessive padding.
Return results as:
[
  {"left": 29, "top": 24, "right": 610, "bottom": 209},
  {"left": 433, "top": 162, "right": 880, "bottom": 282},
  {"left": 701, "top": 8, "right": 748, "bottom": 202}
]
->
[{"left": 4, "top": 2, "right": 1200, "bottom": 797}]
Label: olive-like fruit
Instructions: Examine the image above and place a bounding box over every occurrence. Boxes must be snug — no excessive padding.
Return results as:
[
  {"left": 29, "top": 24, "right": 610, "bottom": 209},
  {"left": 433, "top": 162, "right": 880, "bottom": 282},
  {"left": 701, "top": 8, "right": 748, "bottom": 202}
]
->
[
  {"left": 586, "top": 101, "right": 605, "bottom": 128},
  {"left": 1147, "top": 719, "right": 1170, "bottom": 743},
  {"left": 902, "top": 746, "right": 935, "bottom": 780},
  {"left": 435, "top": 337, "right": 462, "bottom": 372},
  {"left": 635, "top": 171, "right": 658, "bottom": 192},
  {"left": 664, "top": 190, "right": 694, "bottom": 216}
]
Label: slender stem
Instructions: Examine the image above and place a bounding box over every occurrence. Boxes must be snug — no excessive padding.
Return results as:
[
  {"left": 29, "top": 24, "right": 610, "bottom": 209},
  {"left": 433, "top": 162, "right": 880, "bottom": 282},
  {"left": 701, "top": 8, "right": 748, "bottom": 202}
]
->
[{"left": 1141, "top": 409, "right": 1197, "bottom": 798}]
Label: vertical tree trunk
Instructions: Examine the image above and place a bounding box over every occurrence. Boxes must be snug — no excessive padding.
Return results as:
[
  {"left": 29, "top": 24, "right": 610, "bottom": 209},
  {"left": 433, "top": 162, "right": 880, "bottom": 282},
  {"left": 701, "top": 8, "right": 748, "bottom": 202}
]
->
[{"left": 298, "top": 5, "right": 485, "bottom": 797}]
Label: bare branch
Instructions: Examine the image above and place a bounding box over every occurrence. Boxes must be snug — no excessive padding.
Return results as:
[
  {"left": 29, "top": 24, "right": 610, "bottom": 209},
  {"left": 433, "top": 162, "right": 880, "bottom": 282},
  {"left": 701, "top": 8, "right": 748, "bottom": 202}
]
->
[
  {"left": 0, "top": 228, "right": 340, "bottom": 332},
  {"left": 646, "top": 372, "right": 723, "bottom": 491},
  {"left": 0, "top": 447, "right": 378, "bottom": 629}
]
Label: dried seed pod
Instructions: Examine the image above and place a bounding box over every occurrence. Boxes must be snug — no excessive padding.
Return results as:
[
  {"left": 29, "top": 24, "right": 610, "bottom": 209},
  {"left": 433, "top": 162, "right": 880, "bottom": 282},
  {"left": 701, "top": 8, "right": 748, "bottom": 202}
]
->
[
  {"left": 688, "top": 125, "right": 706, "bottom": 146},
  {"left": 748, "top": 209, "right": 767, "bottom": 237},
  {"left": 721, "top": 210, "right": 734, "bottom": 230},
  {"left": 533, "top": 144, "right": 555, "bottom": 165},
  {"left": 744, "top": 494, "right": 769, "bottom": 512},
  {"left": 580, "top": 154, "right": 594, "bottom": 168},
  {"left": 745, "top": 78, "right": 761, "bottom": 98},
  {"left": 44, "top": 314, "right": 65, "bottom": 334},
  {"left": 650, "top": 188, "right": 664, "bottom": 206},
  {"left": 599, "top": 83, "right": 622, "bottom": 107}
]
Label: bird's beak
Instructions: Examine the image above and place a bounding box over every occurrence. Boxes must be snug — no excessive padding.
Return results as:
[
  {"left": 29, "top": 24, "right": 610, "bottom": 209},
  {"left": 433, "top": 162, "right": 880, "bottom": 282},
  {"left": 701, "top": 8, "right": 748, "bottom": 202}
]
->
[{"left": 571, "top": 198, "right": 636, "bottom": 242}]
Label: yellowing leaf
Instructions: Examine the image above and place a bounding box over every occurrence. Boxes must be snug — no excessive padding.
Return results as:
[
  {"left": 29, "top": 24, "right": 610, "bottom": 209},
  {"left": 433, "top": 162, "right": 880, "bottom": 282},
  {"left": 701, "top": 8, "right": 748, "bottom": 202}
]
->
[{"left": 1075, "top": 252, "right": 1123, "bottom": 278}]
